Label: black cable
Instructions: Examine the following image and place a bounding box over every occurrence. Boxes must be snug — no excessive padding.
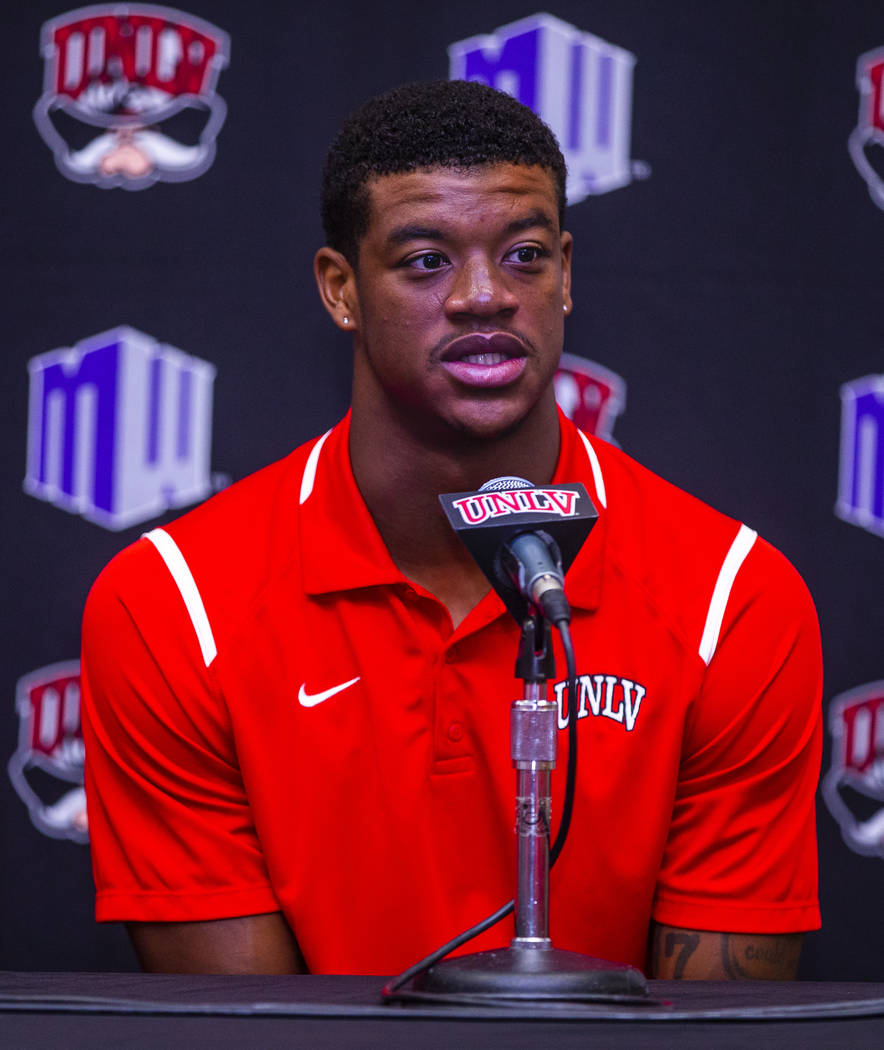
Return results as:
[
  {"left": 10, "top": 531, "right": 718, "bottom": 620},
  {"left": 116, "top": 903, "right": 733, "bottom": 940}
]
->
[
  {"left": 380, "top": 900, "right": 514, "bottom": 999},
  {"left": 381, "top": 616, "right": 580, "bottom": 1001},
  {"left": 549, "top": 618, "right": 577, "bottom": 866}
]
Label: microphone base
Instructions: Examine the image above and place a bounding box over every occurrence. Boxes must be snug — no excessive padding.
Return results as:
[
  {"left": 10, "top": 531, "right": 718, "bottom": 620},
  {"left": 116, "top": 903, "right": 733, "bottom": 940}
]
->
[{"left": 412, "top": 945, "right": 649, "bottom": 1003}]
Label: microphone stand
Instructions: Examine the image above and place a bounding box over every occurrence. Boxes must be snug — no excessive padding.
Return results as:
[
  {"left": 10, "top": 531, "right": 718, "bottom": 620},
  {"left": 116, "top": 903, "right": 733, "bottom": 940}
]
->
[{"left": 415, "top": 615, "right": 648, "bottom": 1001}]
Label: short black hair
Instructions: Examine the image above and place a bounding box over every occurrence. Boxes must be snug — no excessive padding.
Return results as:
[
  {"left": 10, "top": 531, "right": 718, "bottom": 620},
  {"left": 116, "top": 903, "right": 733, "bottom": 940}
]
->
[{"left": 321, "top": 80, "right": 567, "bottom": 265}]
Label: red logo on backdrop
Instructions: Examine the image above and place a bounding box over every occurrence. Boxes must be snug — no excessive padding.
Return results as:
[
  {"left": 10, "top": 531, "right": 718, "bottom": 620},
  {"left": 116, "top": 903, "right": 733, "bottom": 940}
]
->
[
  {"left": 849, "top": 47, "right": 884, "bottom": 210},
  {"left": 8, "top": 662, "right": 88, "bottom": 843},
  {"left": 33, "top": 5, "right": 230, "bottom": 189},
  {"left": 822, "top": 682, "right": 884, "bottom": 858},
  {"left": 554, "top": 353, "right": 626, "bottom": 443}
]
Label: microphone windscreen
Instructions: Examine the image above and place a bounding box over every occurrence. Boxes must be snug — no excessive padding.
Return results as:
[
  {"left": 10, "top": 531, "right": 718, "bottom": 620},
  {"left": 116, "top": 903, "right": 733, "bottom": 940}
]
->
[{"left": 479, "top": 476, "right": 533, "bottom": 492}]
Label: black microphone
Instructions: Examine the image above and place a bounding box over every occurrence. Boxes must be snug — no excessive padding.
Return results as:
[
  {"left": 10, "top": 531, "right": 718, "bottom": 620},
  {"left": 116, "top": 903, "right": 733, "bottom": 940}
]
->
[
  {"left": 502, "top": 528, "right": 570, "bottom": 625},
  {"left": 482, "top": 477, "right": 571, "bottom": 625},
  {"left": 439, "top": 476, "right": 598, "bottom": 626}
]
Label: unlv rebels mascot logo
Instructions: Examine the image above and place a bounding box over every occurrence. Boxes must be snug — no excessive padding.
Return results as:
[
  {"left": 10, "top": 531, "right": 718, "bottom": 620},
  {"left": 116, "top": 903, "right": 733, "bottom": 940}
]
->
[
  {"left": 849, "top": 47, "right": 884, "bottom": 210},
  {"left": 822, "top": 683, "right": 884, "bottom": 858},
  {"left": 555, "top": 354, "right": 626, "bottom": 443},
  {"left": 33, "top": 5, "right": 229, "bottom": 189},
  {"left": 8, "top": 663, "right": 88, "bottom": 843}
]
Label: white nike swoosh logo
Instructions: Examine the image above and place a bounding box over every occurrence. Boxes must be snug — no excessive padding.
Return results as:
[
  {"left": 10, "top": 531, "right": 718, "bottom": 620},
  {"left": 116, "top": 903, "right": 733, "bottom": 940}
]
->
[{"left": 298, "top": 676, "right": 361, "bottom": 707}]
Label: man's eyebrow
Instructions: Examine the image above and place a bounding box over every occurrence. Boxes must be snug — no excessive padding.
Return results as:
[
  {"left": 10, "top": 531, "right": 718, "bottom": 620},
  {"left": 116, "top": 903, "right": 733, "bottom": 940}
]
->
[
  {"left": 504, "top": 210, "right": 556, "bottom": 235},
  {"left": 386, "top": 224, "right": 445, "bottom": 245},
  {"left": 386, "top": 211, "right": 556, "bottom": 246}
]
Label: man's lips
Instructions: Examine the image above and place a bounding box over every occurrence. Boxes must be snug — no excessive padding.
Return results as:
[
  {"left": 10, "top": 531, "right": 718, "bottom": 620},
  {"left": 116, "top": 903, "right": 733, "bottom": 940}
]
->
[{"left": 439, "top": 333, "right": 529, "bottom": 388}]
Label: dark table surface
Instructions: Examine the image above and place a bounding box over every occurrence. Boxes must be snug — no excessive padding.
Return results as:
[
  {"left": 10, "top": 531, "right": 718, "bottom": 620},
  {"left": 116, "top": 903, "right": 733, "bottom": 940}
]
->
[{"left": 3, "top": 972, "right": 884, "bottom": 1049}]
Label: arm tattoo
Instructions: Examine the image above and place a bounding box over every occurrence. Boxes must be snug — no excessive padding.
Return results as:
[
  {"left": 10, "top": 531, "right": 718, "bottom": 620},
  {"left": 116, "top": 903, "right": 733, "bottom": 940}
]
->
[
  {"left": 720, "top": 934, "right": 752, "bottom": 979},
  {"left": 662, "top": 930, "right": 700, "bottom": 979},
  {"left": 720, "top": 933, "right": 799, "bottom": 979}
]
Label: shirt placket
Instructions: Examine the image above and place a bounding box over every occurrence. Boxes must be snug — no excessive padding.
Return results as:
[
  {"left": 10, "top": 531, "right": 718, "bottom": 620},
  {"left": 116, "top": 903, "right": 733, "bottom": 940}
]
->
[{"left": 431, "top": 638, "right": 474, "bottom": 773}]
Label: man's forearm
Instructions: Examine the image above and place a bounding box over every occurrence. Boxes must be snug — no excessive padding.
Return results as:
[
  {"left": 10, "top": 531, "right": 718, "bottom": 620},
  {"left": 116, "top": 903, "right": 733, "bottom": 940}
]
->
[
  {"left": 649, "top": 922, "right": 803, "bottom": 979},
  {"left": 128, "top": 911, "right": 308, "bottom": 974}
]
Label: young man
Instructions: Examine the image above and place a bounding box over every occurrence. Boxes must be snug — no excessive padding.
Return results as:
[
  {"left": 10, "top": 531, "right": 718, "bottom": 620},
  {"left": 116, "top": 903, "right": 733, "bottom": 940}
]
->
[{"left": 82, "top": 81, "right": 822, "bottom": 980}]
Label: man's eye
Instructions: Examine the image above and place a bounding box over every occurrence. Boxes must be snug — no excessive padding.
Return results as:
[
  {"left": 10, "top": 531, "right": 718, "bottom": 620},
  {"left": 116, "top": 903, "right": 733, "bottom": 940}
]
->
[
  {"left": 506, "top": 245, "right": 546, "bottom": 264},
  {"left": 408, "top": 252, "right": 448, "bottom": 270}
]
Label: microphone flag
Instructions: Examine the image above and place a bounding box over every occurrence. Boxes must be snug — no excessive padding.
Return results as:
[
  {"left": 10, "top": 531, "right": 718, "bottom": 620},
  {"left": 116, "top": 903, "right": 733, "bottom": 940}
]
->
[{"left": 439, "top": 479, "right": 598, "bottom": 624}]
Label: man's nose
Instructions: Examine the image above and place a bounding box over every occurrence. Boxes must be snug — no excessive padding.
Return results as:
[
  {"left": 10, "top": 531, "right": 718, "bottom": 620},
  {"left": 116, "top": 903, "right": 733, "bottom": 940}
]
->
[{"left": 445, "top": 256, "right": 518, "bottom": 319}]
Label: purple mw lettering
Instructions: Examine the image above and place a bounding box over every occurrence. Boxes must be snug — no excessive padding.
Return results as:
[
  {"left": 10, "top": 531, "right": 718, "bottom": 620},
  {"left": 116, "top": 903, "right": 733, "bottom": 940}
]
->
[
  {"left": 596, "top": 53, "right": 613, "bottom": 148},
  {"left": 462, "top": 28, "right": 540, "bottom": 110},
  {"left": 850, "top": 390, "right": 884, "bottom": 518},
  {"left": 177, "top": 366, "right": 192, "bottom": 459},
  {"left": 568, "top": 42, "right": 583, "bottom": 150},
  {"left": 38, "top": 339, "right": 119, "bottom": 513},
  {"left": 147, "top": 355, "right": 162, "bottom": 465}
]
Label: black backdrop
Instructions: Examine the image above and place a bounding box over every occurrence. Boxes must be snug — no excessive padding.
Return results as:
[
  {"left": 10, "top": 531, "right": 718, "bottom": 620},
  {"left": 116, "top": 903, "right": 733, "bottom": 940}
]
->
[{"left": 3, "top": 1, "right": 883, "bottom": 979}]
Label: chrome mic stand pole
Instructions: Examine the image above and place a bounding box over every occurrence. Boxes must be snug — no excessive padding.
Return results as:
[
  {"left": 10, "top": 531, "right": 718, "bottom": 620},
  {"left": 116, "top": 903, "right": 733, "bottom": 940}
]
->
[
  {"left": 511, "top": 617, "right": 556, "bottom": 953},
  {"left": 416, "top": 615, "right": 648, "bottom": 1001}
]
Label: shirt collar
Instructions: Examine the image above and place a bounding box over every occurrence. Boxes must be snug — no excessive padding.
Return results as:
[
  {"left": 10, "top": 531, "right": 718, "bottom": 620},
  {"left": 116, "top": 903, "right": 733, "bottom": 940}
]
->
[
  {"left": 300, "top": 409, "right": 608, "bottom": 611},
  {"left": 549, "top": 408, "right": 607, "bottom": 612},
  {"left": 300, "top": 412, "right": 407, "bottom": 595}
]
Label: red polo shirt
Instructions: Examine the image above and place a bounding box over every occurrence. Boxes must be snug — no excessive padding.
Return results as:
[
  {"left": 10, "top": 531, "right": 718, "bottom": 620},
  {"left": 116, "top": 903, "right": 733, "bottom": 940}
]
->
[{"left": 81, "top": 412, "right": 822, "bottom": 974}]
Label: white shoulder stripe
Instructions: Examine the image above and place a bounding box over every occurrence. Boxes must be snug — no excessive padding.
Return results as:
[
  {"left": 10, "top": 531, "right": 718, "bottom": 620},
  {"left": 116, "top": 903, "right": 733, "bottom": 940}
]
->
[
  {"left": 300, "top": 429, "right": 332, "bottom": 505},
  {"left": 699, "top": 523, "right": 758, "bottom": 666},
  {"left": 144, "top": 528, "right": 217, "bottom": 668},
  {"left": 577, "top": 429, "right": 607, "bottom": 509}
]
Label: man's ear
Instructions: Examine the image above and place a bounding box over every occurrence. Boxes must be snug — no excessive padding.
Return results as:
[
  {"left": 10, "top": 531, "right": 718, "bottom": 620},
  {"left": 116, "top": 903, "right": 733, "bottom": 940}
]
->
[
  {"left": 560, "top": 231, "right": 573, "bottom": 315},
  {"left": 314, "top": 247, "right": 359, "bottom": 332}
]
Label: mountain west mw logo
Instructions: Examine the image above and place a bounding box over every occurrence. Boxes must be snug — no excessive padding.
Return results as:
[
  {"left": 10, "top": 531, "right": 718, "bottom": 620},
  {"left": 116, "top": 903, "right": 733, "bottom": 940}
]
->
[
  {"left": 449, "top": 13, "right": 642, "bottom": 204},
  {"left": 25, "top": 326, "right": 216, "bottom": 530},
  {"left": 8, "top": 662, "right": 88, "bottom": 843},
  {"left": 823, "top": 682, "right": 884, "bottom": 858},
  {"left": 836, "top": 375, "right": 884, "bottom": 537},
  {"left": 34, "top": 4, "right": 229, "bottom": 188},
  {"left": 849, "top": 47, "right": 884, "bottom": 210}
]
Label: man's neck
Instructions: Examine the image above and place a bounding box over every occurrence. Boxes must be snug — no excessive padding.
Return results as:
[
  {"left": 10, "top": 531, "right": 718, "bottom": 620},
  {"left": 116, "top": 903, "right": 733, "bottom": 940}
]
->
[{"left": 349, "top": 396, "right": 561, "bottom": 627}]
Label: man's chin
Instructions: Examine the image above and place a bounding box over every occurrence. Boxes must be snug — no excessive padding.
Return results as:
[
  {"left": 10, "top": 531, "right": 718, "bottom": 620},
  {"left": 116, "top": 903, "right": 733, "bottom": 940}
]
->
[
  {"left": 434, "top": 393, "right": 552, "bottom": 444},
  {"left": 381, "top": 378, "right": 558, "bottom": 447},
  {"left": 444, "top": 411, "right": 527, "bottom": 442}
]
